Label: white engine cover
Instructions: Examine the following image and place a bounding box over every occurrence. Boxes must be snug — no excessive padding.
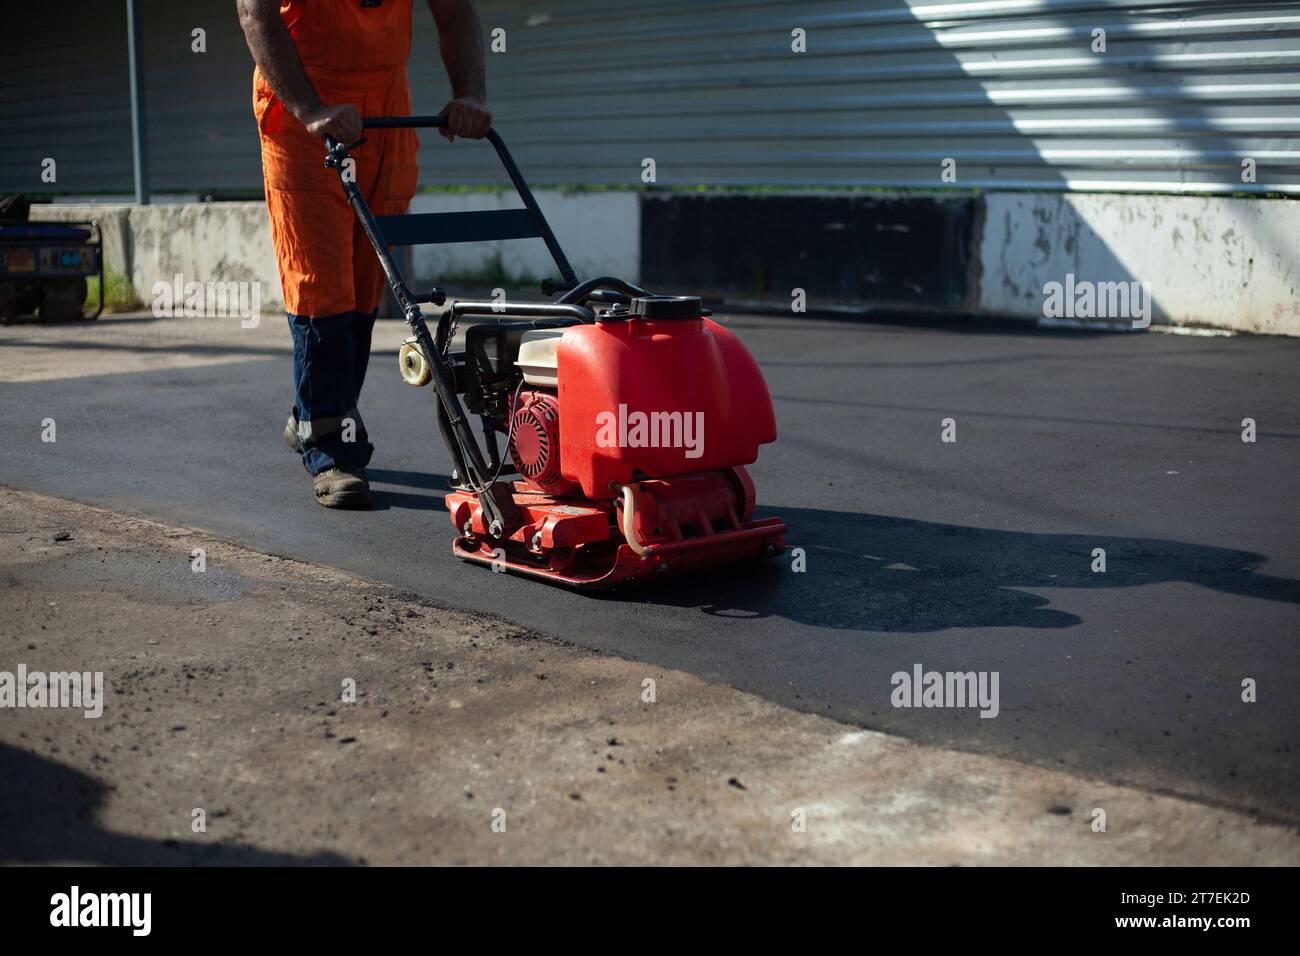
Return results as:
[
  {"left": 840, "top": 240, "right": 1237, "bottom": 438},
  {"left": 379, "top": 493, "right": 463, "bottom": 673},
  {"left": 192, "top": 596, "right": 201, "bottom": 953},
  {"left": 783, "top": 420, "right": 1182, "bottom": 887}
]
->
[{"left": 516, "top": 329, "right": 566, "bottom": 387}]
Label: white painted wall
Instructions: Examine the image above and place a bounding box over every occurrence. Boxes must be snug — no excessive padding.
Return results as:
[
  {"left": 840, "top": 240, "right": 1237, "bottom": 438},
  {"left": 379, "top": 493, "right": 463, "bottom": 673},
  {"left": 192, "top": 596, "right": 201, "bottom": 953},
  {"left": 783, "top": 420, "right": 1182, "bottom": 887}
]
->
[
  {"left": 406, "top": 191, "right": 639, "bottom": 286},
  {"left": 978, "top": 193, "right": 1300, "bottom": 335}
]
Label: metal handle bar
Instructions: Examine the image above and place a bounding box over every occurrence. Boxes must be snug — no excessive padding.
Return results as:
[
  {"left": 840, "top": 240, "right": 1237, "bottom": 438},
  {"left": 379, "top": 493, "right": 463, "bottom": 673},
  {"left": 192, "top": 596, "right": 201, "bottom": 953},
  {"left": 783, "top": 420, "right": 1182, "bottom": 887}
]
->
[
  {"left": 363, "top": 115, "right": 449, "bottom": 129},
  {"left": 328, "top": 115, "right": 577, "bottom": 291}
]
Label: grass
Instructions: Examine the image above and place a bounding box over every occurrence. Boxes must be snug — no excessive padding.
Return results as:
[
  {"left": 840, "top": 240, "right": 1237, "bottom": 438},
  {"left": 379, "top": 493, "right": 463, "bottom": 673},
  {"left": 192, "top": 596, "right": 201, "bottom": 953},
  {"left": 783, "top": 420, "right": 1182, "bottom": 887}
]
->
[
  {"left": 433, "top": 252, "right": 540, "bottom": 289},
  {"left": 85, "top": 271, "right": 143, "bottom": 313}
]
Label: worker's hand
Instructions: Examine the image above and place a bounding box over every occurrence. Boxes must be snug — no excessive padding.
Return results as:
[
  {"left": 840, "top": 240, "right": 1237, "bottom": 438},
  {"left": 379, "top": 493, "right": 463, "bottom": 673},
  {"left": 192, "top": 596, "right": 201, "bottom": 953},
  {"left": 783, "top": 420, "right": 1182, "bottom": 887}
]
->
[
  {"left": 439, "top": 96, "right": 492, "bottom": 142},
  {"left": 302, "top": 102, "right": 363, "bottom": 144}
]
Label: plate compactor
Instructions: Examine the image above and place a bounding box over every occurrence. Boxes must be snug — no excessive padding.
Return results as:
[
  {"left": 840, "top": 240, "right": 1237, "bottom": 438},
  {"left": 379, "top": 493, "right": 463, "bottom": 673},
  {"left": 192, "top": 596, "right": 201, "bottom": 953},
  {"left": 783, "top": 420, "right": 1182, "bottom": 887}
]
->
[{"left": 328, "top": 116, "right": 785, "bottom": 588}]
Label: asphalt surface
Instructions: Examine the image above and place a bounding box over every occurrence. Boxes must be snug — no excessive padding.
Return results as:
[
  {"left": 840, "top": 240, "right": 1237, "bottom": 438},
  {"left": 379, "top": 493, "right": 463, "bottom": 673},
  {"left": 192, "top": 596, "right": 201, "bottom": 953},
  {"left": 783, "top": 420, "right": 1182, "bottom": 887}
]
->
[{"left": 3, "top": 314, "right": 1298, "bottom": 822}]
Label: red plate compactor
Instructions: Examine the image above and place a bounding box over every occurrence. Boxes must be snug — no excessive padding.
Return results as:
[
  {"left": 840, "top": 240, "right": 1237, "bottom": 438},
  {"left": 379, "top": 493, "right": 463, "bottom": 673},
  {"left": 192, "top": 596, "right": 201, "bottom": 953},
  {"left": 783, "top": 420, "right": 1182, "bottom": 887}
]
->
[{"left": 327, "top": 117, "right": 785, "bottom": 588}]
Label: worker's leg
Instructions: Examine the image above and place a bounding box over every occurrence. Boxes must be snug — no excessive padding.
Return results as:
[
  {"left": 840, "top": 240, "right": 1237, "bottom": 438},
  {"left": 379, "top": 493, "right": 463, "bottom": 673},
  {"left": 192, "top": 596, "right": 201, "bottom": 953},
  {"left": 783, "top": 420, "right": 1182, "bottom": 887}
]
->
[
  {"left": 260, "top": 121, "right": 373, "bottom": 477},
  {"left": 346, "top": 209, "right": 380, "bottom": 427},
  {"left": 349, "top": 308, "right": 377, "bottom": 408},
  {"left": 346, "top": 82, "right": 419, "bottom": 422},
  {"left": 287, "top": 310, "right": 373, "bottom": 475}
]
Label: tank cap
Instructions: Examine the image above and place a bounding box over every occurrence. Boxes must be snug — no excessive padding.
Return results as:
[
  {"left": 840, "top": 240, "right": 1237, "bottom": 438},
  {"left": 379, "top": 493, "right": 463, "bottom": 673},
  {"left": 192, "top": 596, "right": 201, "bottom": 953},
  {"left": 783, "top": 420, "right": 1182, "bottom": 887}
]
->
[{"left": 629, "top": 295, "right": 703, "bottom": 320}]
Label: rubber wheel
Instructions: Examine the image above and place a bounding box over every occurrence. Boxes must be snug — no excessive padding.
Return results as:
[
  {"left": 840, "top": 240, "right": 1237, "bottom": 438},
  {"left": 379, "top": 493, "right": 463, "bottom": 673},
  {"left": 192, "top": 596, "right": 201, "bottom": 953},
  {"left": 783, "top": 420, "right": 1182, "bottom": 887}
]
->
[{"left": 398, "top": 339, "right": 432, "bottom": 387}]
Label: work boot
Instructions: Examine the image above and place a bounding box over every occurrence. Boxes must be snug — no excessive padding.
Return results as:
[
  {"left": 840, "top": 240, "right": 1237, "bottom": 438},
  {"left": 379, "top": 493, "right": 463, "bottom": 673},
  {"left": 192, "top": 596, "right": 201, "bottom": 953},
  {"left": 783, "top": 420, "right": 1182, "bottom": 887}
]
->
[
  {"left": 313, "top": 465, "right": 371, "bottom": 509},
  {"left": 284, "top": 414, "right": 304, "bottom": 454}
]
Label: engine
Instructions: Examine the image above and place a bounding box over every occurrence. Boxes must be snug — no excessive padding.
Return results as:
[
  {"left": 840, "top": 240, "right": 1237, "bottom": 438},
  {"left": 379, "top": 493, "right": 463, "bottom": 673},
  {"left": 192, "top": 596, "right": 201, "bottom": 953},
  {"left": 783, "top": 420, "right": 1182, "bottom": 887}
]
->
[{"left": 508, "top": 389, "right": 577, "bottom": 495}]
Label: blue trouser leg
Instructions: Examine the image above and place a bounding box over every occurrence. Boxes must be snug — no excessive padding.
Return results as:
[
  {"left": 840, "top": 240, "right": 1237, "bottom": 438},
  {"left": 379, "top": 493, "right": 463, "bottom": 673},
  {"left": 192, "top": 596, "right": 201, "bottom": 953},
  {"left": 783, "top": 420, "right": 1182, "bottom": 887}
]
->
[
  {"left": 288, "top": 310, "right": 375, "bottom": 476},
  {"left": 350, "top": 308, "right": 377, "bottom": 407}
]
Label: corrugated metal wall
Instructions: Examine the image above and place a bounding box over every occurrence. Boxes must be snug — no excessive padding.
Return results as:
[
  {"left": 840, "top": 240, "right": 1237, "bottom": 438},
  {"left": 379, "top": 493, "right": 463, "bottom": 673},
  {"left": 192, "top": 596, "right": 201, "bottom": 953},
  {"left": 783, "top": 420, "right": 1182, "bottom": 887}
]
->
[
  {"left": 0, "top": 0, "right": 261, "bottom": 195},
  {"left": 3, "top": 0, "right": 1298, "bottom": 194}
]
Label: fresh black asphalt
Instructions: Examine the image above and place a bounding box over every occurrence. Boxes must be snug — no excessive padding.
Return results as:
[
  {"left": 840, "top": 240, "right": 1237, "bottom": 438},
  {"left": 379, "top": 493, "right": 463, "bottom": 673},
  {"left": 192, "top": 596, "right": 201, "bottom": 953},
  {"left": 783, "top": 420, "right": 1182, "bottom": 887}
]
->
[{"left": 4, "top": 315, "right": 1298, "bottom": 822}]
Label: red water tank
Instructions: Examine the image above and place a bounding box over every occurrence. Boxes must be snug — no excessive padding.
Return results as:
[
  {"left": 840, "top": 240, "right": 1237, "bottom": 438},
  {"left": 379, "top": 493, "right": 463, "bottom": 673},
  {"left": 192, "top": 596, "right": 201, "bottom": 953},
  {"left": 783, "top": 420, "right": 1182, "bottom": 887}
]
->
[{"left": 555, "top": 296, "right": 777, "bottom": 498}]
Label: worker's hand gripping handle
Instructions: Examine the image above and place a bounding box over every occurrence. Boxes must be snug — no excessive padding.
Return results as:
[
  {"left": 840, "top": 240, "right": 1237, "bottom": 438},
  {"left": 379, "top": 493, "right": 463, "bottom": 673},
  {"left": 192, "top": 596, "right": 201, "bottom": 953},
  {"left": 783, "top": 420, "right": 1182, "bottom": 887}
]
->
[
  {"left": 323, "top": 135, "right": 367, "bottom": 170},
  {"left": 324, "top": 113, "right": 457, "bottom": 168}
]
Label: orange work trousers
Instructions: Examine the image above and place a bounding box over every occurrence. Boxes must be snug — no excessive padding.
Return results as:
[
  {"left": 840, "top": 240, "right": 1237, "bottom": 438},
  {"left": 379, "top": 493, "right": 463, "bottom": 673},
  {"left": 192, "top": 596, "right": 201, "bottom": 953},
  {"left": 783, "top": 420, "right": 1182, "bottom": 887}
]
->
[{"left": 254, "top": 64, "right": 418, "bottom": 318}]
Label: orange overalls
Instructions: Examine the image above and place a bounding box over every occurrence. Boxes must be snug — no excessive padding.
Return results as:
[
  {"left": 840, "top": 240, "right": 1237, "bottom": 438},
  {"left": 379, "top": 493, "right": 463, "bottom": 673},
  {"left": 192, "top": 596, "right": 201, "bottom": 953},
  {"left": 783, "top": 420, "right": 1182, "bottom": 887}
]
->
[
  {"left": 255, "top": 0, "right": 418, "bottom": 318},
  {"left": 253, "top": 0, "right": 419, "bottom": 474}
]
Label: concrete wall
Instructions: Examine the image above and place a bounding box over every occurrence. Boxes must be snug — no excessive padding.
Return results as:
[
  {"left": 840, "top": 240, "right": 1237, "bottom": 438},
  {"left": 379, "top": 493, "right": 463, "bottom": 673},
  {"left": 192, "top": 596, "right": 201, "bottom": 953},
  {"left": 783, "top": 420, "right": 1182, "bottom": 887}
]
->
[
  {"left": 977, "top": 194, "right": 1300, "bottom": 336},
  {"left": 31, "top": 192, "right": 639, "bottom": 313},
  {"left": 30, "top": 192, "right": 1299, "bottom": 335},
  {"left": 30, "top": 202, "right": 278, "bottom": 309}
]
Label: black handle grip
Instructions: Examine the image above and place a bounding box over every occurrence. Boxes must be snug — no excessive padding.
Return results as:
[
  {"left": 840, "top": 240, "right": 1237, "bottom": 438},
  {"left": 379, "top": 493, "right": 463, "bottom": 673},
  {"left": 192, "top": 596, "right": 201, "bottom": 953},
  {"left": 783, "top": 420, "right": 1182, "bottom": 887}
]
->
[
  {"left": 327, "top": 116, "right": 476, "bottom": 165},
  {"left": 329, "top": 115, "right": 451, "bottom": 151},
  {"left": 363, "top": 115, "right": 450, "bottom": 129}
]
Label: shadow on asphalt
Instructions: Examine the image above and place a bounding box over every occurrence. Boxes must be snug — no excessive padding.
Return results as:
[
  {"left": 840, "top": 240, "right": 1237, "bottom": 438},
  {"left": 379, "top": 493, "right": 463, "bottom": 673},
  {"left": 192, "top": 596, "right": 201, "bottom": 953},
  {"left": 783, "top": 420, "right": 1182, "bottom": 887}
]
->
[
  {"left": 366, "top": 467, "right": 449, "bottom": 511},
  {"left": 0, "top": 744, "right": 355, "bottom": 866},
  {"left": 367, "top": 467, "right": 446, "bottom": 491},
  {"left": 595, "top": 507, "right": 1300, "bottom": 632},
  {"left": 325, "top": 468, "right": 1300, "bottom": 632}
]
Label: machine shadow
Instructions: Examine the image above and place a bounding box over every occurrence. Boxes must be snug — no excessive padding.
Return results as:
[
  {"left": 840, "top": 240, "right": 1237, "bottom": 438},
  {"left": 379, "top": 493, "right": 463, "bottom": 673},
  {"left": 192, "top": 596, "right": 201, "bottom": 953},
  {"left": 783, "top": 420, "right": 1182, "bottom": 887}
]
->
[
  {"left": 0, "top": 744, "right": 356, "bottom": 866},
  {"left": 366, "top": 467, "right": 451, "bottom": 511},
  {"left": 366, "top": 467, "right": 447, "bottom": 490},
  {"left": 601, "top": 506, "right": 1300, "bottom": 633}
]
